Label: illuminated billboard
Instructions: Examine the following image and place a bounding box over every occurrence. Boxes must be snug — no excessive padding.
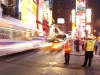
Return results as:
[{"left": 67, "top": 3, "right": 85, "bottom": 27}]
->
[
  {"left": 86, "top": 9, "right": 91, "bottom": 23},
  {"left": 28, "top": 0, "right": 37, "bottom": 15},
  {"left": 38, "top": 0, "right": 43, "bottom": 24},
  {"left": 18, "top": 0, "right": 21, "bottom": 12},
  {"left": 72, "top": 10, "right": 75, "bottom": 23},
  {"left": 75, "top": 0, "right": 86, "bottom": 37},
  {"left": 57, "top": 18, "right": 65, "bottom": 24},
  {"left": 49, "top": 0, "right": 53, "bottom": 8},
  {"left": 21, "top": 0, "right": 37, "bottom": 29},
  {"left": 76, "top": 0, "right": 86, "bottom": 13},
  {"left": 71, "top": 9, "right": 76, "bottom": 38},
  {"left": 21, "top": 0, "right": 28, "bottom": 24}
]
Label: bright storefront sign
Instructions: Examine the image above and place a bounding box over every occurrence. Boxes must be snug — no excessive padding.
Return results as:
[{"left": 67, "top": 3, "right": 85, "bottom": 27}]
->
[
  {"left": 38, "top": 0, "right": 43, "bottom": 35},
  {"left": 28, "top": 0, "right": 37, "bottom": 15},
  {"left": 76, "top": 0, "right": 86, "bottom": 13},
  {"left": 86, "top": 9, "right": 91, "bottom": 23},
  {"left": 21, "top": 0, "right": 28, "bottom": 24},
  {"left": 75, "top": 0, "right": 86, "bottom": 37},
  {"left": 21, "top": 0, "right": 37, "bottom": 29}
]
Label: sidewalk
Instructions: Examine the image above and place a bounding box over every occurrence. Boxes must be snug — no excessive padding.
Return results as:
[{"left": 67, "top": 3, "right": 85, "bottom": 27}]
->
[
  {"left": 70, "top": 50, "right": 85, "bottom": 56},
  {"left": 70, "top": 44, "right": 100, "bottom": 61},
  {"left": 70, "top": 45, "right": 85, "bottom": 56},
  {"left": 70, "top": 45, "right": 100, "bottom": 57}
]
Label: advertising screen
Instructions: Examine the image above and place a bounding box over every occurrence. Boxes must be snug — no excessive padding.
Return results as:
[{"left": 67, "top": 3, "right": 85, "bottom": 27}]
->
[
  {"left": 27, "top": 10, "right": 36, "bottom": 28},
  {"left": 57, "top": 18, "right": 65, "bottom": 24},
  {"left": 76, "top": 0, "right": 86, "bottom": 13},
  {"left": 86, "top": 9, "right": 91, "bottom": 23},
  {"left": 21, "top": 0, "right": 37, "bottom": 29},
  {"left": 18, "top": 0, "right": 21, "bottom": 12},
  {"left": 49, "top": 0, "right": 53, "bottom": 8},
  {"left": 28, "top": 0, "right": 37, "bottom": 15},
  {"left": 21, "top": 0, "right": 28, "bottom": 24},
  {"left": 38, "top": 0, "right": 43, "bottom": 30}
]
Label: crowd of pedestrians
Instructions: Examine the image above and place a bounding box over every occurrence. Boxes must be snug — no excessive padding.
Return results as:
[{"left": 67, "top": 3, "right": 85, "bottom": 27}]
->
[{"left": 63, "top": 37, "right": 100, "bottom": 68}]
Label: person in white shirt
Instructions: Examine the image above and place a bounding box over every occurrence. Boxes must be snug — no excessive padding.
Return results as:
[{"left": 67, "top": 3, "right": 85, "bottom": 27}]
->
[{"left": 94, "top": 39, "right": 99, "bottom": 55}]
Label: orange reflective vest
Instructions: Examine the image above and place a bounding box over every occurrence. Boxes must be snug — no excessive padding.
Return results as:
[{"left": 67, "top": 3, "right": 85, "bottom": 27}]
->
[{"left": 64, "top": 43, "right": 71, "bottom": 53}]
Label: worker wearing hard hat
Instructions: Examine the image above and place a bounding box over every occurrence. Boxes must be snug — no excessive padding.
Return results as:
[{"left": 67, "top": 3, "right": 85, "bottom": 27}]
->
[
  {"left": 81, "top": 37, "right": 95, "bottom": 67},
  {"left": 64, "top": 40, "right": 71, "bottom": 65}
]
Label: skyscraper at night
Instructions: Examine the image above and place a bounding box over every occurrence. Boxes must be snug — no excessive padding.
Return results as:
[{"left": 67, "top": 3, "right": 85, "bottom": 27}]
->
[
  {"left": 52, "top": 0, "right": 74, "bottom": 33},
  {"left": 52, "top": 0, "right": 65, "bottom": 24}
]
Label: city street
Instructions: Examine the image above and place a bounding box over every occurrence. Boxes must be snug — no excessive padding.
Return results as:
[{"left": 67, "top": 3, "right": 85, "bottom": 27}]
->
[
  {"left": 0, "top": 0, "right": 100, "bottom": 75},
  {"left": 0, "top": 49, "right": 100, "bottom": 75}
]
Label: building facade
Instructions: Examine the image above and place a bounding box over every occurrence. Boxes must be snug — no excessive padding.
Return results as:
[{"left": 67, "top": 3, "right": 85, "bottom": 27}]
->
[{"left": 52, "top": 0, "right": 71, "bottom": 34}]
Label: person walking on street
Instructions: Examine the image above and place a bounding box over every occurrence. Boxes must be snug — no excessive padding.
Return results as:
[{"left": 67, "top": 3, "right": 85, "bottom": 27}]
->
[
  {"left": 64, "top": 40, "right": 71, "bottom": 65},
  {"left": 94, "top": 38, "right": 99, "bottom": 55},
  {"left": 74, "top": 38, "right": 80, "bottom": 52},
  {"left": 81, "top": 38, "right": 85, "bottom": 51},
  {"left": 81, "top": 37, "right": 95, "bottom": 67}
]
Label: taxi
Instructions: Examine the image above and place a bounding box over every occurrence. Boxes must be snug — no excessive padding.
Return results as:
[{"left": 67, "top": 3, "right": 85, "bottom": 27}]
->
[{"left": 39, "top": 38, "right": 64, "bottom": 52}]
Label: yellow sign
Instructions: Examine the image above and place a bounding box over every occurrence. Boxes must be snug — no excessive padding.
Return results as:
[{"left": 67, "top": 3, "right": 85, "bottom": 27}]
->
[
  {"left": 28, "top": 0, "right": 37, "bottom": 15},
  {"left": 72, "top": 23, "right": 75, "bottom": 29},
  {"left": 32, "top": 2, "right": 37, "bottom": 15},
  {"left": 21, "top": 0, "right": 28, "bottom": 24}
]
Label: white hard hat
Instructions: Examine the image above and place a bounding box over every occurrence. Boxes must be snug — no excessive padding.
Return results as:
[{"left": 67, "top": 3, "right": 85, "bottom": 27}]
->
[{"left": 88, "top": 36, "right": 93, "bottom": 39}]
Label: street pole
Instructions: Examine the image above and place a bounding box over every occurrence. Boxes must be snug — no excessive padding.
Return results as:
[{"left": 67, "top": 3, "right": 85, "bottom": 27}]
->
[
  {"left": 36, "top": 0, "right": 39, "bottom": 29},
  {"left": 85, "top": 0, "right": 88, "bottom": 38},
  {"left": 0, "top": 1, "right": 2, "bottom": 18}
]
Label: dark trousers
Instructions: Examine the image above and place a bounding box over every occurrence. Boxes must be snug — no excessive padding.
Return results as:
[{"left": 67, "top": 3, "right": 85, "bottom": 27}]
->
[
  {"left": 76, "top": 45, "right": 79, "bottom": 52},
  {"left": 64, "top": 53, "right": 70, "bottom": 64},
  {"left": 82, "top": 44, "right": 84, "bottom": 51},
  {"left": 83, "top": 51, "right": 93, "bottom": 67},
  {"left": 95, "top": 46, "right": 98, "bottom": 54}
]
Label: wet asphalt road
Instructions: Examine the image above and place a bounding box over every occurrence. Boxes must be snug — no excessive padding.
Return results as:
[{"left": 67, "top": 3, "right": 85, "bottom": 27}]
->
[{"left": 0, "top": 49, "right": 100, "bottom": 75}]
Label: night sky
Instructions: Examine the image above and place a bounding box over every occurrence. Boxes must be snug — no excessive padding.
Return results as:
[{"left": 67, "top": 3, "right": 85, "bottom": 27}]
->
[{"left": 88, "top": 0, "right": 100, "bottom": 21}]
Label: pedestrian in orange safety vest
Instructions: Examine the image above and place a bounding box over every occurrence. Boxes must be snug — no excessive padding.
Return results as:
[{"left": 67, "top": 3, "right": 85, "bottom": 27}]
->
[{"left": 64, "top": 40, "right": 71, "bottom": 65}]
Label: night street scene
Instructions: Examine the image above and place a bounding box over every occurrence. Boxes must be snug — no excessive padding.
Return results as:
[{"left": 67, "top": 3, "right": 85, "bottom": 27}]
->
[{"left": 0, "top": 0, "right": 100, "bottom": 75}]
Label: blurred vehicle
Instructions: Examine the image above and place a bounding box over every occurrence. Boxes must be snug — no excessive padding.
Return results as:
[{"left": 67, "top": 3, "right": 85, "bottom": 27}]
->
[
  {"left": 39, "top": 38, "right": 64, "bottom": 52},
  {"left": 55, "top": 34, "right": 67, "bottom": 41},
  {"left": 0, "top": 18, "right": 44, "bottom": 56},
  {"left": 32, "top": 37, "right": 45, "bottom": 40}
]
